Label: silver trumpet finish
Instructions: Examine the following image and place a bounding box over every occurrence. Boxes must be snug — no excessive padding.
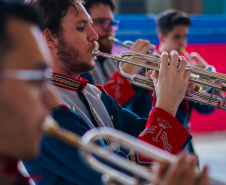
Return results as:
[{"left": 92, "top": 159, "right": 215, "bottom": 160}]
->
[
  {"left": 108, "top": 36, "right": 160, "bottom": 57},
  {"left": 44, "top": 116, "right": 226, "bottom": 185},
  {"left": 92, "top": 49, "right": 226, "bottom": 111}
]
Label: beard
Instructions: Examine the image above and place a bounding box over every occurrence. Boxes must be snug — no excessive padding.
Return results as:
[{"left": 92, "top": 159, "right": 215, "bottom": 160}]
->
[
  {"left": 57, "top": 36, "right": 95, "bottom": 75},
  {"left": 97, "top": 34, "right": 114, "bottom": 54}
]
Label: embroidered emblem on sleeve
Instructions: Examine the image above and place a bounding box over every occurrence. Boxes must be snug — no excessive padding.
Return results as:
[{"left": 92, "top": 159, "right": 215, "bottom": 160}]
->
[
  {"left": 139, "top": 118, "right": 172, "bottom": 152},
  {"left": 107, "top": 76, "right": 125, "bottom": 99}
]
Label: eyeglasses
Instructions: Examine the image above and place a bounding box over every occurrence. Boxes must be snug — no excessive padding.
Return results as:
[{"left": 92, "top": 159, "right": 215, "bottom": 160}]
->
[
  {"left": 92, "top": 18, "right": 120, "bottom": 32},
  {"left": 1, "top": 69, "right": 52, "bottom": 99}
]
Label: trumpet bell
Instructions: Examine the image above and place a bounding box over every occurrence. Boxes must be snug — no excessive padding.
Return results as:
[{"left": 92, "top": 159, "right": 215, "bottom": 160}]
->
[{"left": 44, "top": 117, "right": 226, "bottom": 185}]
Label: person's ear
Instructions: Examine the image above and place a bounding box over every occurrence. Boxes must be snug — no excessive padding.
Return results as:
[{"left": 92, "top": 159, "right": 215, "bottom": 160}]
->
[
  {"left": 158, "top": 33, "right": 165, "bottom": 43},
  {"left": 42, "top": 28, "right": 58, "bottom": 49}
]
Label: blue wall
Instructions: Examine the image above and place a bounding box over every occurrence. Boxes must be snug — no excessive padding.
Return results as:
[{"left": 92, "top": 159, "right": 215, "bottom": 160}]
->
[{"left": 114, "top": 14, "right": 226, "bottom": 44}]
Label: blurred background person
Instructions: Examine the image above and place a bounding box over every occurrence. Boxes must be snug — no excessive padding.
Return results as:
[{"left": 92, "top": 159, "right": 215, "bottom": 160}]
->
[
  {"left": 0, "top": 0, "right": 58, "bottom": 184},
  {"left": 130, "top": 9, "right": 217, "bottom": 154},
  {"left": 156, "top": 9, "right": 216, "bottom": 153}
]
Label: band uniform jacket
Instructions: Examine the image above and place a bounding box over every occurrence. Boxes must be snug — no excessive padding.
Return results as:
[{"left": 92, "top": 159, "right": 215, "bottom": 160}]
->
[
  {"left": 23, "top": 73, "right": 191, "bottom": 185},
  {"left": 82, "top": 57, "right": 215, "bottom": 153}
]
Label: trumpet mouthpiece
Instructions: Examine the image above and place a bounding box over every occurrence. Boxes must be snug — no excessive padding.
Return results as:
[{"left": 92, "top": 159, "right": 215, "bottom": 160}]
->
[
  {"left": 108, "top": 36, "right": 114, "bottom": 41},
  {"left": 92, "top": 49, "right": 100, "bottom": 57}
]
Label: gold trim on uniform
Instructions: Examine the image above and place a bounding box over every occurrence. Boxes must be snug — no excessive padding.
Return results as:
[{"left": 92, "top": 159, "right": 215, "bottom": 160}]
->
[
  {"left": 90, "top": 71, "right": 94, "bottom": 75},
  {"left": 110, "top": 115, "right": 114, "bottom": 122},
  {"left": 51, "top": 76, "right": 80, "bottom": 88},
  {"left": 72, "top": 107, "right": 76, "bottom": 112}
]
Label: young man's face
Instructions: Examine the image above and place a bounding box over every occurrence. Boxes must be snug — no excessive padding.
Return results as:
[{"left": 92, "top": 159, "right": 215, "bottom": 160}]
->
[
  {"left": 0, "top": 17, "right": 58, "bottom": 160},
  {"left": 160, "top": 25, "right": 188, "bottom": 53},
  {"left": 89, "top": 3, "right": 115, "bottom": 54},
  {"left": 55, "top": 2, "right": 98, "bottom": 75}
]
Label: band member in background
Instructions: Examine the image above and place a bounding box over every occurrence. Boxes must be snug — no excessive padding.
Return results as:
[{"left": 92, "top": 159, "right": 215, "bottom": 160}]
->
[
  {"left": 24, "top": 0, "right": 200, "bottom": 184},
  {"left": 157, "top": 9, "right": 216, "bottom": 152},
  {"left": 131, "top": 9, "right": 215, "bottom": 154},
  {"left": 82, "top": 0, "right": 156, "bottom": 106},
  {"left": 0, "top": 1, "right": 58, "bottom": 184}
]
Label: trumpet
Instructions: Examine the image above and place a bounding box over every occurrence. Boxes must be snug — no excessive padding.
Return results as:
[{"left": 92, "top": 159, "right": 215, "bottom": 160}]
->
[
  {"left": 92, "top": 49, "right": 226, "bottom": 111},
  {"left": 44, "top": 116, "right": 226, "bottom": 185},
  {"left": 108, "top": 36, "right": 160, "bottom": 57},
  {"left": 180, "top": 48, "right": 210, "bottom": 69},
  {"left": 180, "top": 48, "right": 218, "bottom": 91}
]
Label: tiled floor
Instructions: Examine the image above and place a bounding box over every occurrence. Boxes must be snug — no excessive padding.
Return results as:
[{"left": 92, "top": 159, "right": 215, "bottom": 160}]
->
[{"left": 192, "top": 131, "right": 226, "bottom": 183}]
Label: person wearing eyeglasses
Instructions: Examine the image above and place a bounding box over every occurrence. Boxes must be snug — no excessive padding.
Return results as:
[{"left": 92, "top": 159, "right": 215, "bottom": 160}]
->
[
  {"left": 81, "top": 0, "right": 156, "bottom": 106},
  {"left": 0, "top": 1, "right": 58, "bottom": 184}
]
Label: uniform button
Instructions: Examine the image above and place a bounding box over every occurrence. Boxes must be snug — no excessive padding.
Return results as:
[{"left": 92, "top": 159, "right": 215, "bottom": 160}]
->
[
  {"left": 110, "top": 115, "right": 114, "bottom": 122},
  {"left": 72, "top": 107, "right": 76, "bottom": 112}
]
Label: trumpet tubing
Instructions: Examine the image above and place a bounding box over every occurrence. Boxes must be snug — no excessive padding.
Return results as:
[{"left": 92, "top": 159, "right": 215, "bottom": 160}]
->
[
  {"left": 92, "top": 49, "right": 226, "bottom": 111},
  {"left": 44, "top": 116, "right": 226, "bottom": 185},
  {"left": 44, "top": 116, "right": 156, "bottom": 185},
  {"left": 108, "top": 36, "right": 160, "bottom": 57}
]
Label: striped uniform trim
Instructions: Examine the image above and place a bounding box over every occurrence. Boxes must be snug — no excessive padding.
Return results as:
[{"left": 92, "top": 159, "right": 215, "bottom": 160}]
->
[{"left": 51, "top": 74, "right": 81, "bottom": 91}]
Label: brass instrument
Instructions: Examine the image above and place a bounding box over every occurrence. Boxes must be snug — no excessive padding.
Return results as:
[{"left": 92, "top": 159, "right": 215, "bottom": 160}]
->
[
  {"left": 92, "top": 49, "right": 226, "bottom": 111},
  {"left": 108, "top": 36, "right": 160, "bottom": 57},
  {"left": 44, "top": 116, "right": 226, "bottom": 185},
  {"left": 180, "top": 48, "right": 210, "bottom": 69},
  {"left": 180, "top": 48, "right": 218, "bottom": 91}
]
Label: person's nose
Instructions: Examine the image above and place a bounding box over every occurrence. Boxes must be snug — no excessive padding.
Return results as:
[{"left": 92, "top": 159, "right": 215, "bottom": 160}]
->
[{"left": 88, "top": 25, "right": 98, "bottom": 42}]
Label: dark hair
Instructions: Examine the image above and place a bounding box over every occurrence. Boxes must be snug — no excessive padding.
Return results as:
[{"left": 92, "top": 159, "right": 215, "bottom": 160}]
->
[
  {"left": 157, "top": 9, "right": 191, "bottom": 36},
  {"left": 84, "top": 0, "right": 116, "bottom": 14},
  {"left": 26, "top": 0, "right": 83, "bottom": 36},
  {"left": 0, "top": 0, "right": 40, "bottom": 71}
]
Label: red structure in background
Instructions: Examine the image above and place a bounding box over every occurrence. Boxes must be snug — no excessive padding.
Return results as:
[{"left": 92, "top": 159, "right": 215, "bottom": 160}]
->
[
  {"left": 186, "top": 43, "right": 226, "bottom": 133},
  {"left": 113, "top": 43, "right": 226, "bottom": 133}
]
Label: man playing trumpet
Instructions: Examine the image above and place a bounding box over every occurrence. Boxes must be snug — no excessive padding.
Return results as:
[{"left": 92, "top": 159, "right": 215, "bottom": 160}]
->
[
  {"left": 0, "top": 1, "right": 210, "bottom": 185},
  {"left": 23, "top": 0, "right": 205, "bottom": 184}
]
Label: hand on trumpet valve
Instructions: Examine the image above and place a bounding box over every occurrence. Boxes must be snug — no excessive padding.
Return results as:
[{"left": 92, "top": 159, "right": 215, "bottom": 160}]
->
[{"left": 147, "top": 50, "right": 198, "bottom": 116}]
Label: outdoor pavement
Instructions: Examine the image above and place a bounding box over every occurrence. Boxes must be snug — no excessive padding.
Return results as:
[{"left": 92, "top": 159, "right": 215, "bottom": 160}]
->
[{"left": 192, "top": 131, "right": 226, "bottom": 183}]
